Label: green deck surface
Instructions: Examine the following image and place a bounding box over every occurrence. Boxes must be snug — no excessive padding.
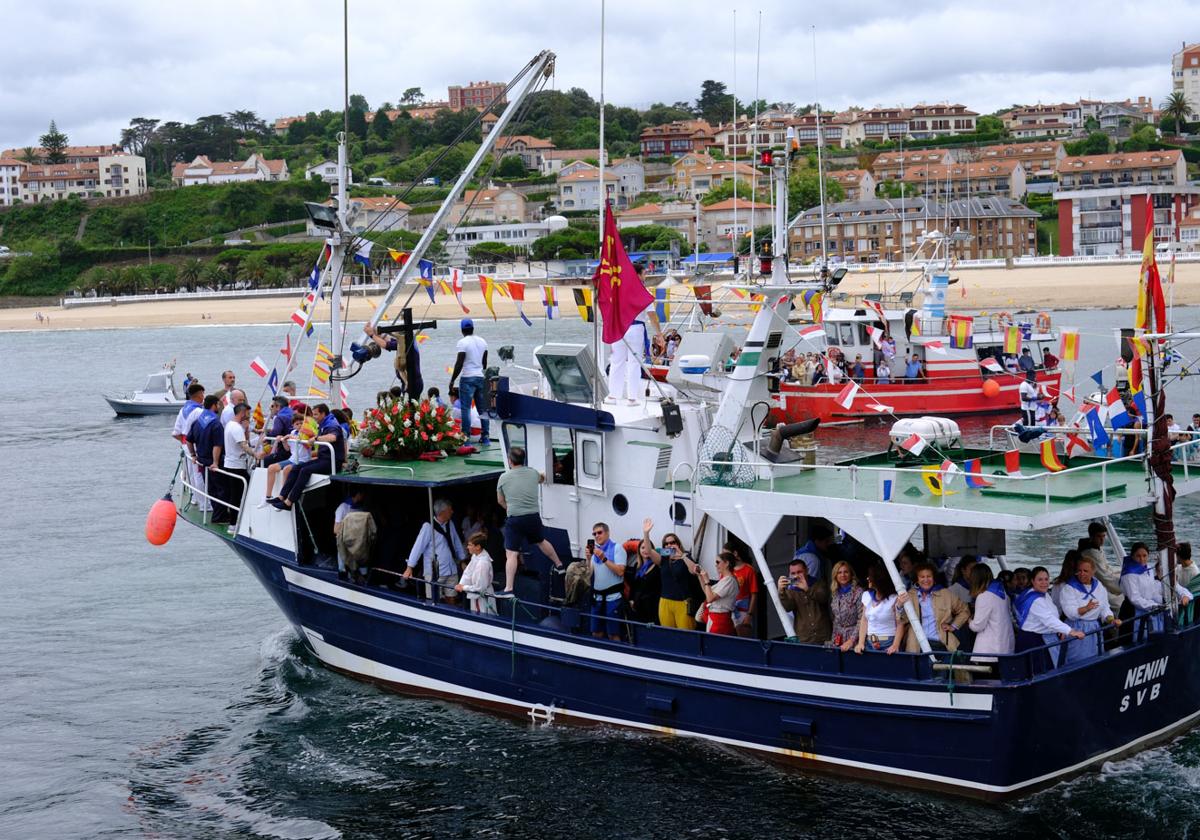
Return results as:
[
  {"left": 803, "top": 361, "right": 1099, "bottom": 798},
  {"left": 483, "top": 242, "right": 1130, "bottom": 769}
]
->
[
  {"left": 728, "top": 449, "right": 1153, "bottom": 518},
  {"left": 340, "top": 442, "right": 508, "bottom": 487},
  {"left": 176, "top": 499, "right": 235, "bottom": 538}
]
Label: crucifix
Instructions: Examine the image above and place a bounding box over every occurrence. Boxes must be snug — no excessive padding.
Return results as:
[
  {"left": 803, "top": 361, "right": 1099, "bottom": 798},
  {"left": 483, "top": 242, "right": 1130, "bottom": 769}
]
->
[{"left": 377, "top": 307, "right": 437, "bottom": 399}]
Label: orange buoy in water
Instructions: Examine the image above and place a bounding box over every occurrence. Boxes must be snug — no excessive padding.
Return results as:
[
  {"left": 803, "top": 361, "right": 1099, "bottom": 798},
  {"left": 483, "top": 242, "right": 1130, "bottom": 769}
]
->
[
  {"left": 146, "top": 496, "right": 177, "bottom": 545},
  {"left": 981, "top": 379, "right": 1001, "bottom": 399}
]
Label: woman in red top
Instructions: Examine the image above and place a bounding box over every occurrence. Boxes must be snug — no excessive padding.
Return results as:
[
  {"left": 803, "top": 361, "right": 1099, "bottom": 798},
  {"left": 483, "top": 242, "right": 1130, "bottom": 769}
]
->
[{"left": 725, "top": 541, "right": 759, "bottom": 638}]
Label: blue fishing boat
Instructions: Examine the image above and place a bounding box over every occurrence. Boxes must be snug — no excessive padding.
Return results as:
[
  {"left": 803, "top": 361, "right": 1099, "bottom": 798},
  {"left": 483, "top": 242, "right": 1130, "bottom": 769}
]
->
[{"left": 163, "top": 42, "right": 1200, "bottom": 801}]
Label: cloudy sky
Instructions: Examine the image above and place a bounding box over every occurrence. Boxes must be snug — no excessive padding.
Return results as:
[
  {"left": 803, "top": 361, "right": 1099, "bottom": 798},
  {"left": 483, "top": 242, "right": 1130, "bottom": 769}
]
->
[{"left": 1, "top": 0, "right": 1190, "bottom": 149}]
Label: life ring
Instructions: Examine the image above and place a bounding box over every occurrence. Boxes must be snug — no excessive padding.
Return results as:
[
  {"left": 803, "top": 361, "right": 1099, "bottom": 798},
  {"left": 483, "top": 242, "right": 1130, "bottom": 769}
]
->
[
  {"left": 1036, "top": 312, "right": 1051, "bottom": 333},
  {"left": 997, "top": 311, "right": 1014, "bottom": 326}
]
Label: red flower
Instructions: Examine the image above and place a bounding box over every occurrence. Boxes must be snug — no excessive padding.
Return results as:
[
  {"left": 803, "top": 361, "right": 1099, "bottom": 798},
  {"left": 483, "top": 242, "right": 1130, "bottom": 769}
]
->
[{"left": 421, "top": 432, "right": 429, "bottom": 441}]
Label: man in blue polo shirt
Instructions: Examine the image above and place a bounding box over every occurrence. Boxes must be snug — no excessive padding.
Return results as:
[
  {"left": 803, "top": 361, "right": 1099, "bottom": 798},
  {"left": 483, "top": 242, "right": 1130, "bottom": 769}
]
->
[
  {"left": 186, "top": 395, "right": 223, "bottom": 517},
  {"left": 272, "top": 403, "right": 343, "bottom": 511},
  {"left": 589, "top": 522, "right": 627, "bottom": 642}
]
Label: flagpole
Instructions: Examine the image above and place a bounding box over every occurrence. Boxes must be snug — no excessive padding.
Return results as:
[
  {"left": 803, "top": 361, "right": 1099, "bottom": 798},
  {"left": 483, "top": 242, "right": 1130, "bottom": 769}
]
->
[
  {"left": 594, "top": 0, "right": 606, "bottom": 409},
  {"left": 731, "top": 8, "right": 738, "bottom": 274}
]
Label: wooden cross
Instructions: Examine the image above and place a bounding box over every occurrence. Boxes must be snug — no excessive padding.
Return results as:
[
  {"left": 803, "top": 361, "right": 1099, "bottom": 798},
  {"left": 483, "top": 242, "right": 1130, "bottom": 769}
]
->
[{"left": 377, "top": 307, "right": 437, "bottom": 399}]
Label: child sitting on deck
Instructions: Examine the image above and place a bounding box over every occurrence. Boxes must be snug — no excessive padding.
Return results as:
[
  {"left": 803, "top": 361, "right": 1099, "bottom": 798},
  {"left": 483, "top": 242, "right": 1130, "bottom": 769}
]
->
[
  {"left": 456, "top": 532, "right": 497, "bottom": 615},
  {"left": 260, "top": 412, "right": 310, "bottom": 506}
]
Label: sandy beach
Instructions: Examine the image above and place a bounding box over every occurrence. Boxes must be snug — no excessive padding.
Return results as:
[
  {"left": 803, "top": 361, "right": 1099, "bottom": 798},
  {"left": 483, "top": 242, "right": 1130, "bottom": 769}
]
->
[{"left": 2, "top": 261, "right": 1196, "bottom": 331}]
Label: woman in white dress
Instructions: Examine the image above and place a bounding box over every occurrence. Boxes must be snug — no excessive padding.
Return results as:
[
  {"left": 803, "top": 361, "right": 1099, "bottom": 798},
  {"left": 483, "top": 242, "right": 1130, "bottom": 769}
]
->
[
  {"left": 456, "top": 533, "right": 496, "bottom": 615},
  {"left": 1013, "top": 566, "right": 1083, "bottom": 668},
  {"left": 1061, "top": 556, "right": 1118, "bottom": 663},
  {"left": 1120, "top": 541, "right": 1192, "bottom": 634}
]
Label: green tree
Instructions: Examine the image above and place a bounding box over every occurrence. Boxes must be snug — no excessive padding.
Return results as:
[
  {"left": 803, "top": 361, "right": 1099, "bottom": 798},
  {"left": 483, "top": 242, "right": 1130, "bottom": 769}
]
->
[
  {"left": 177, "top": 259, "right": 203, "bottom": 290},
  {"left": 976, "top": 115, "right": 1004, "bottom": 135},
  {"left": 496, "top": 154, "right": 527, "bottom": 177},
  {"left": 618, "top": 224, "right": 692, "bottom": 256},
  {"left": 643, "top": 102, "right": 695, "bottom": 125},
  {"left": 1065, "top": 132, "right": 1111, "bottom": 156},
  {"left": 701, "top": 179, "right": 767, "bottom": 206},
  {"left": 39, "top": 120, "right": 69, "bottom": 164},
  {"left": 468, "top": 241, "right": 517, "bottom": 262},
  {"left": 241, "top": 252, "right": 269, "bottom": 287},
  {"left": 349, "top": 93, "right": 370, "bottom": 112},
  {"left": 347, "top": 107, "right": 369, "bottom": 140},
  {"left": 789, "top": 171, "right": 845, "bottom": 212},
  {"left": 1084, "top": 116, "right": 1100, "bottom": 132},
  {"left": 19, "top": 146, "right": 39, "bottom": 164},
  {"left": 530, "top": 226, "right": 598, "bottom": 260},
  {"left": 1120, "top": 124, "right": 1158, "bottom": 152},
  {"left": 695, "top": 80, "right": 734, "bottom": 125},
  {"left": 400, "top": 87, "right": 424, "bottom": 104},
  {"left": 876, "top": 180, "right": 921, "bottom": 199},
  {"left": 227, "top": 110, "right": 265, "bottom": 136},
  {"left": 371, "top": 107, "right": 392, "bottom": 141},
  {"left": 1161, "top": 91, "right": 1193, "bottom": 135}
]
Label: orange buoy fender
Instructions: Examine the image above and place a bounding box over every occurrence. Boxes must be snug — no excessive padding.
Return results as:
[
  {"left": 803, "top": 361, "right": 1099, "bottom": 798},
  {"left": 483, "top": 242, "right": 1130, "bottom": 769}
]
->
[
  {"left": 981, "top": 379, "right": 1001, "bottom": 398},
  {"left": 146, "top": 496, "right": 177, "bottom": 545}
]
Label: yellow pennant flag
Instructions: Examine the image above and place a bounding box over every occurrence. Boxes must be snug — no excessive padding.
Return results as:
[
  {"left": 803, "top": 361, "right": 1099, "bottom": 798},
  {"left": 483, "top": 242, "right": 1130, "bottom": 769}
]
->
[{"left": 480, "top": 275, "right": 498, "bottom": 320}]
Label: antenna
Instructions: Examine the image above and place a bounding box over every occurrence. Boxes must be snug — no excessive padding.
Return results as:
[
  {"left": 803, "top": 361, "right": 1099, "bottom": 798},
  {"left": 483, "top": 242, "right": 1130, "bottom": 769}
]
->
[
  {"left": 812, "top": 25, "right": 828, "bottom": 268},
  {"left": 749, "top": 10, "right": 762, "bottom": 265},
  {"left": 594, "top": 0, "right": 606, "bottom": 409},
  {"left": 732, "top": 8, "right": 738, "bottom": 271}
]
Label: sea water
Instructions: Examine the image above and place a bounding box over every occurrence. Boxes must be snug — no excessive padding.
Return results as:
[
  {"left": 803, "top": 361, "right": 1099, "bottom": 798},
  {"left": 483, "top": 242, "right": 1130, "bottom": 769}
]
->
[{"left": 4, "top": 309, "right": 1200, "bottom": 838}]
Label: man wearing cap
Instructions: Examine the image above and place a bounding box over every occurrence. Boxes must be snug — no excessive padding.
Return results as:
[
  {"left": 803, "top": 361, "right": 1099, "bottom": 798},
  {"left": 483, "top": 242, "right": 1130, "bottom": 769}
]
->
[{"left": 449, "top": 318, "right": 490, "bottom": 447}]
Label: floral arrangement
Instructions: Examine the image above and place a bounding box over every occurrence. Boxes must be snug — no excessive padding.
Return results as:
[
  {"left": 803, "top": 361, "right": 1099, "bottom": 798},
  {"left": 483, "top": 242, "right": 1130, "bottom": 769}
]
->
[{"left": 358, "top": 396, "right": 465, "bottom": 460}]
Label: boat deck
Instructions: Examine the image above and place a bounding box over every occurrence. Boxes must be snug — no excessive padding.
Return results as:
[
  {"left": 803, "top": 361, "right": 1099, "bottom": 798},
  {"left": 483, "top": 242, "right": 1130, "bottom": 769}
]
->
[
  {"left": 338, "top": 442, "right": 508, "bottom": 487},
  {"left": 698, "top": 447, "right": 1200, "bottom": 529}
]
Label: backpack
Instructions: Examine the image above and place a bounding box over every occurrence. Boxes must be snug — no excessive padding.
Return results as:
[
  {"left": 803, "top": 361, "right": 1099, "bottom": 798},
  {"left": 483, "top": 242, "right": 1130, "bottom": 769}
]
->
[
  {"left": 337, "top": 510, "right": 377, "bottom": 573},
  {"left": 563, "top": 559, "right": 592, "bottom": 607}
]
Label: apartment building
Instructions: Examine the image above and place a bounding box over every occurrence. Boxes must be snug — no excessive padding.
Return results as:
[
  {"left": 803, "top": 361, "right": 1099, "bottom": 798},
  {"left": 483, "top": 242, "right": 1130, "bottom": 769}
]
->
[
  {"left": 701, "top": 197, "right": 773, "bottom": 250},
  {"left": 0, "top": 158, "right": 26, "bottom": 206},
  {"left": 897, "top": 160, "right": 1027, "bottom": 200},
  {"left": 494, "top": 135, "right": 556, "bottom": 170},
  {"left": 639, "top": 119, "right": 715, "bottom": 158},
  {"left": 712, "top": 113, "right": 799, "bottom": 156},
  {"left": 871, "top": 148, "right": 966, "bottom": 181},
  {"left": 171, "top": 153, "right": 288, "bottom": 186},
  {"left": 539, "top": 148, "right": 606, "bottom": 176},
  {"left": 557, "top": 166, "right": 621, "bottom": 212},
  {"left": 448, "top": 81, "right": 507, "bottom": 112},
  {"left": 451, "top": 185, "right": 528, "bottom": 224},
  {"left": 0, "top": 144, "right": 123, "bottom": 165},
  {"left": 789, "top": 196, "right": 1038, "bottom": 263},
  {"left": 906, "top": 103, "right": 979, "bottom": 138},
  {"left": 1173, "top": 42, "right": 1200, "bottom": 121},
  {"left": 791, "top": 112, "right": 849, "bottom": 148},
  {"left": 829, "top": 169, "right": 876, "bottom": 201},
  {"left": 670, "top": 157, "right": 757, "bottom": 199},
  {"left": 18, "top": 153, "right": 147, "bottom": 202},
  {"left": 1000, "top": 103, "right": 1080, "bottom": 138},
  {"left": 446, "top": 220, "right": 550, "bottom": 264},
  {"left": 1054, "top": 150, "right": 1196, "bottom": 255},
  {"left": 616, "top": 201, "right": 698, "bottom": 247},
  {"left": 974, "top": 142, "right": 1065, "bottom": 181}
]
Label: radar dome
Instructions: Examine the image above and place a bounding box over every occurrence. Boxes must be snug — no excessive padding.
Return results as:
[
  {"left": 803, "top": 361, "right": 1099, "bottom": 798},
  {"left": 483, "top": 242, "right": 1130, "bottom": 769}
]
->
[{"left": 544, "top": 215, "right": 569, "bottom": 232}]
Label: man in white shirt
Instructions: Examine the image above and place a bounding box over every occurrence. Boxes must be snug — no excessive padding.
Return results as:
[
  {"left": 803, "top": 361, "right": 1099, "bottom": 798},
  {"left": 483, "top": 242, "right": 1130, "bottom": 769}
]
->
[
  {"left": 404, "top": 498, "right": 467, "bottom": 603},
  {"left": 218, "top": 403, "right": 258, "bottom": 527},
  {"left": 220, "top": 389, "right": 246, "bottom": 426},
  {"left": 448, "top": 319, "right": 490, "bottom": 446},
  {"left": 1019, "top": 371, "right": 1039, "bottom": 425}
]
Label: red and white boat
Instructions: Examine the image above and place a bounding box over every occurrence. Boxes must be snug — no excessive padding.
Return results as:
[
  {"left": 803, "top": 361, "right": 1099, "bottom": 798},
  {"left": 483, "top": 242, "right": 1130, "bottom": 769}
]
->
[{"left": 768, "top": 301, "right": 1062, "bottom": 425}]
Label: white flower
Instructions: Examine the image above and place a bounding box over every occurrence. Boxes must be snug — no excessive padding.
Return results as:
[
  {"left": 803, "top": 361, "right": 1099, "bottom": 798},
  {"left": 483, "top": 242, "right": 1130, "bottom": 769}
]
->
[{"left": 403, "top": 419, "right": 411, "bottom": 428}]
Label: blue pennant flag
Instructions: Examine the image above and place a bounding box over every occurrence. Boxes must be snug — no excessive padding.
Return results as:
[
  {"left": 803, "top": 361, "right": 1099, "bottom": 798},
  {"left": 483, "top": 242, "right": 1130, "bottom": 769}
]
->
[
  {"left": 1085, "top": 406, "right": 1109, "bottom": 448},
  {"left": 418, "top": 259, "right": 436, "bottom": 303},
  {"left": 1090, "top": 370, "right": 1104, "bottom": 388},
  {"left": 353, "top": 241, "right": 373, "bottom": 267},
  {"left": 267, "top": 369, "right": 279, "bottom": 396},
  {"left": 309, "top": 263, "right": 320, "bottom": 290}
]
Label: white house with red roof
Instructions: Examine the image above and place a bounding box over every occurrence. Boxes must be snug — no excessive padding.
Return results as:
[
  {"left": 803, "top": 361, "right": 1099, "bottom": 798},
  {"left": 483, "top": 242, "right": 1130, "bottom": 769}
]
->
[{"left": 173, "top": 153, "right": 288, "bottom": 186}]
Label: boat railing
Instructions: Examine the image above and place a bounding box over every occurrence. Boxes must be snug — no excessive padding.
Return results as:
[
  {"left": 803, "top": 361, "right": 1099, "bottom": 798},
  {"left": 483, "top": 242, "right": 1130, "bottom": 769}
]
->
[
  {"left": 177, "top": 449, "right": 248, "bottom": 526},
  {"left": 987, "top": 425, "right": 1200, "bottom": 477},
  {"left": 691, "top": 445, "right": 1160, "bottom": 513},
  {"left": 360, "top": 568, "right": 1185, "bottom": 689}
]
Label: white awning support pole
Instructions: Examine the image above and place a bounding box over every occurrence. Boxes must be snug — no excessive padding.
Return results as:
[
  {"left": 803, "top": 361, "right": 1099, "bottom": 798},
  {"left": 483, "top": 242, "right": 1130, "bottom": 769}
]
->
[
  {"left": 862, "top": 512, "right": 932, "bottom": 655},
  {"left": 734, "top": 504, "right": 791, "bottom": 633}
]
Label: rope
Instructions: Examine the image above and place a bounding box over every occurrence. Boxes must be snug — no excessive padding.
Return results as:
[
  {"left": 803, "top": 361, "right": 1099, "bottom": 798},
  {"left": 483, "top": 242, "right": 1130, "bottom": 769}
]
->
[
  {"left": 945, "top": 647, "right": 960, "bottom": 706},
  {"left": 296, "top": 499, "right": 319, "bottom": 555}
]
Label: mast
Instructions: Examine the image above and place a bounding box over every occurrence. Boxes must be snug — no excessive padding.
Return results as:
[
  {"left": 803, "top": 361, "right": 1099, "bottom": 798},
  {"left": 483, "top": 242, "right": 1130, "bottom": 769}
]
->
[
  {"left": 749, "top": 10, "right": 762, "bottom": 265},
  {"left": 811, "top": 26, "right": 828, "bottom": 270},
  {"left": 330, "top": 0, "right": 350, "bottom": 369},
  {"left": 593, "top": 0, "right": 606, "bottom": 409},
  {"left": 731, "top": 9, "right": 738, "bottom": 273}
]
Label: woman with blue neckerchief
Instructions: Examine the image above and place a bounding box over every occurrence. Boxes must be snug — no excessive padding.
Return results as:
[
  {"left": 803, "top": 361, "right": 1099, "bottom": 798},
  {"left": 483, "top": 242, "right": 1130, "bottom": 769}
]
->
[
  {"left": 1014, "top": 566, "right": 1083, "bottom": 668},
  {"left": 1060, "top": 555, "right": 1119, "bottom": 663},
  {"left": 967, "top": 564, "right": 1014, "bottom": 656},
  {"left": 1120, "top": 542, "right": 1192, "bottom": 634}
]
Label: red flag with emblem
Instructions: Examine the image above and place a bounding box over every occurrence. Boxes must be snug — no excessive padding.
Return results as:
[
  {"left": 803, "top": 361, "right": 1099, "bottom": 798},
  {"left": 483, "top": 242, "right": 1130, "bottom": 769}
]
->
[{"left": 593, "top": 201, "right": 654, "bottom": 343}]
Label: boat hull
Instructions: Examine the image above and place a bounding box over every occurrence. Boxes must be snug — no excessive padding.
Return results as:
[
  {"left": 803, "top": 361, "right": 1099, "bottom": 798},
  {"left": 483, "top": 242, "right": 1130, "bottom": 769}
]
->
[
  {"left": 225, "top": 536, "right": 1200, "bottom": 801},
  {"left": 104, "top": 395, "right": 186, "bottom": 416}
]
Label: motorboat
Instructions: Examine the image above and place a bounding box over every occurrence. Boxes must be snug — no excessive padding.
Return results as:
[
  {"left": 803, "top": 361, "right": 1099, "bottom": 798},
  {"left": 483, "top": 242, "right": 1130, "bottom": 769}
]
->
[{"left": 104, "top": 366, "right": 186, "bottom": 416}]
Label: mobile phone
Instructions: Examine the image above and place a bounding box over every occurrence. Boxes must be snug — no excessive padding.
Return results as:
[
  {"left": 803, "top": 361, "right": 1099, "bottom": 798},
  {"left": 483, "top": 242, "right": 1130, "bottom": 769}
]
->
[{"left": 587, "top": 539, "right": 595, "bottom": 554}]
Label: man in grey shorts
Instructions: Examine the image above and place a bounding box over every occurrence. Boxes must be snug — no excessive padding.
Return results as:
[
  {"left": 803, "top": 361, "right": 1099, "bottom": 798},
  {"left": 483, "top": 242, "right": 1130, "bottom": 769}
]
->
[
  {"left": 404, "top": 498, "right": 466, "bottom": 604},
  {"left": 496, "top": 446, "right": 562, "bottom": 597}
]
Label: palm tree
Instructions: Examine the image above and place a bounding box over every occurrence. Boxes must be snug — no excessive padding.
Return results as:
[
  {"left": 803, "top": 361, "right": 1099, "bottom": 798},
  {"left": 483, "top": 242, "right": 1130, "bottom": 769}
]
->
[
  {"left": 177, "top": 259, "right": 203, "bottom": 291},
  {"left": 1161, "top": 91, "right": 1193, "bottom": 136}
]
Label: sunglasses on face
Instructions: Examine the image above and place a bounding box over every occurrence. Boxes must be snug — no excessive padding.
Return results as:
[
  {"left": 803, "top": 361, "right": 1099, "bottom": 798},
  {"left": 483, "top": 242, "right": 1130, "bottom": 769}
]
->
[{"left": 592, "top": 530, "right": 606, "bottom": 536}]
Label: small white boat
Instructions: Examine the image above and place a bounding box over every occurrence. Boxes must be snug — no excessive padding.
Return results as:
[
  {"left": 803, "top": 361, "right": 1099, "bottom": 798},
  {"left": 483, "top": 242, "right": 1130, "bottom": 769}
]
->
[{"left": 104, "top": 367, "right": 186, "bottom": 416}]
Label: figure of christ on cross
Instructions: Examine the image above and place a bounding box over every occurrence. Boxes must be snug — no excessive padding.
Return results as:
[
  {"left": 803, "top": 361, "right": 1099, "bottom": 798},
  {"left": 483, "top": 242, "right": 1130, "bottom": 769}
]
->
[{"left": 364, "top": 307, "right": 437, "bottom": 400}]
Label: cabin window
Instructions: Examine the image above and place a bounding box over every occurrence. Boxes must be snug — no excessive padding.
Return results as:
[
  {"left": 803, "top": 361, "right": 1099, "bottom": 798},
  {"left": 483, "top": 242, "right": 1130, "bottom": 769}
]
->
[
  {"left": 839, "top": 323, "right": 856, "bottom": 346},
  {"left": 575, "top": 431, "right": 604, "bottom": 492},
  {"left": 550, "top": 426, "right": 575, "bottom": 486},
  {"left": 501, "top": 422, "right": 526, "bottom": 453},
  {"left": 824, "top": 325, "right": 840, "bottom": 346}
]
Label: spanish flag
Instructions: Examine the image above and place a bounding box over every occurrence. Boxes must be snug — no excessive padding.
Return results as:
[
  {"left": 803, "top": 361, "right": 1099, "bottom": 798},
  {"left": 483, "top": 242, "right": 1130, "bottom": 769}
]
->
[
  {"left": 573, "top": 287, "right": 594, "bottom": 322},
  {"left": 1040, "top": 439, "right": 1066, "bottom": 472},
  {"left": 948, "top": 315, "right": 973, "bottom": 349},
  {"left": 1003, "top": 325, "right": 1021, "bottom": 355},
  {"left": 1059, "top": 329, "right": 1079, "bottom": 361},
  {"left": 388, "top": 249, "right": 409, "bottom": 265},
  {"left": 251, "top": 402, "right": 265, "bottom": 432},
  {"left": 1136, "top": 194, "right": 1167, "bottom": 333}
]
